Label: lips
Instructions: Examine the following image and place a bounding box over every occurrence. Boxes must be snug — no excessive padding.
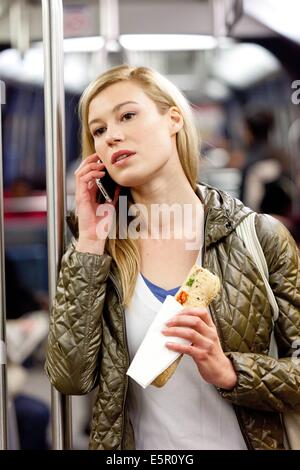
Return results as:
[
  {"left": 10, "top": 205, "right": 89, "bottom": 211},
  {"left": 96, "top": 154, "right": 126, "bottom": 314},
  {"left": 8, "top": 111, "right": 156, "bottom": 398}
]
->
[{"left": 111, "top": 150, "right": 136, "bottom": 165}]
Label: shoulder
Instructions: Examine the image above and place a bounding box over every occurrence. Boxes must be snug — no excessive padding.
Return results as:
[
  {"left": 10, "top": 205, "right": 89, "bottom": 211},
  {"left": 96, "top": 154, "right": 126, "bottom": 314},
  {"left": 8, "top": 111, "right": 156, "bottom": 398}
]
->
[
  {"left": 255, "top": 213, "right": 299, "bottom": 273},
  {"left": 256, "top": 213, "right": 294, "bottom": 248},
  {"left": 197, "top": 182, "right": 252, "bottom": 225}
]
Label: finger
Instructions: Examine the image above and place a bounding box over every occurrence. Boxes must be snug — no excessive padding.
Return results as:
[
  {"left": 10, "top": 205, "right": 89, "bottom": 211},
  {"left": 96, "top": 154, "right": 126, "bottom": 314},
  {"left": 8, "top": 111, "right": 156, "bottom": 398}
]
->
[
  {"left": 166, "top": 314, "right": 211, "bottom": 335},
  {"left": 75, "top": 153, "right": 104, "bottom": 174},
  {"left": 75, "top": 161, "right": 105, "bottom": 177},
  {"left": 80, "top": 170, "right": 106, "bottom": 183},
  {"left": 175, "top": 308, "right": 214, "bottom": 327},
  {"left": 165, "top": 342, "right": 210, "bottom": 361},
  {"left": 75, "top": 153, "right": 99, "bottom": 172},
  {"left": 162, "top": 326, "right": 204, "bottom": 345},
  {"left": 85, "top": 153, "right": 100, "bottom": 163}
]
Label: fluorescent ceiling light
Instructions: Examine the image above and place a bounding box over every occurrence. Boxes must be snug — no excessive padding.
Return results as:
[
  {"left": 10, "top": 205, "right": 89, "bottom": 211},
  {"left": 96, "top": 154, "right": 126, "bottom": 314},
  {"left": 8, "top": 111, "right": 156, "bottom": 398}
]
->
[
  {"left": 33, "top": 34, "right": 218, "bottom": 53},
  {"left": 119, "top": 34, "right": 217, "bottom": 51},
  {"left": 0, "top": 48, "right": 44, "bottom": 84},
  {"left": 62, "top": 36, "right": 105, "bottom": 53},
  {"left": 212, "top": 43, "right": 280, "bottom": 89},
  {"left": 33, "top": 36, "right": 105, "bottom": 53}
]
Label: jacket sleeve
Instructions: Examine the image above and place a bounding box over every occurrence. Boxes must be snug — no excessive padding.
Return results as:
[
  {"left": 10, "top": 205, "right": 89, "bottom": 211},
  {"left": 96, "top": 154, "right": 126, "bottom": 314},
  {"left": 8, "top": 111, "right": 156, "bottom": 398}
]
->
[
  {"left": 45, "top": 239, "right": 112, "bottom": 395},
  {"left": 220, "top": 214, "right": 300, "bottom": 412}
]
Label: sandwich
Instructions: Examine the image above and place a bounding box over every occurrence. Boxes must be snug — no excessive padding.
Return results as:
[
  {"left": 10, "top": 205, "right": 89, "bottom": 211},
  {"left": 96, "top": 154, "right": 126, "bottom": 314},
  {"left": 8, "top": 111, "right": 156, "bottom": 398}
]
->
[{"left": 151, "top": 264, "right": 220, "bottom": 387}]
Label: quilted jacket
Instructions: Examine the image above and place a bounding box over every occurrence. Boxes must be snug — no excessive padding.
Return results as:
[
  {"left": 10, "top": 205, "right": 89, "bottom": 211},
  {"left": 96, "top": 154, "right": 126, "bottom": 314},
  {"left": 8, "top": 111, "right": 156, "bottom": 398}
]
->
[{"left": 45, "top": 184, "right": 300, "bottom": 450}]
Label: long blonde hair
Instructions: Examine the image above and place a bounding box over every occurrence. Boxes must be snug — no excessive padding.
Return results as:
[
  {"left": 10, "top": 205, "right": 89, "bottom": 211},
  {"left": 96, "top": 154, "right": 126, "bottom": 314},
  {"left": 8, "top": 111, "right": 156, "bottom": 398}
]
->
[{"left": 79, "top": 65, "right": 200, "bottom": 306}]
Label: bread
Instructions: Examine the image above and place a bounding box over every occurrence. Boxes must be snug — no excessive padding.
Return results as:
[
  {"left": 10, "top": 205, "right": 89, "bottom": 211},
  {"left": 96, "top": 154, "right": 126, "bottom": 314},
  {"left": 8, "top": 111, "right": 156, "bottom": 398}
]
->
[{"left": 151, "top": 265, "right": 220, "bottom": 387}]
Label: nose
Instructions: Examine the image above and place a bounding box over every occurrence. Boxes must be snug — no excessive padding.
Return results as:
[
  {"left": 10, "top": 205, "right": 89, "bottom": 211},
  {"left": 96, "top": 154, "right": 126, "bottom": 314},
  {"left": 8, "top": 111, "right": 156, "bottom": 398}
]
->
[{"left": 105, "top": 125, "right": 124, "bottom": 146}]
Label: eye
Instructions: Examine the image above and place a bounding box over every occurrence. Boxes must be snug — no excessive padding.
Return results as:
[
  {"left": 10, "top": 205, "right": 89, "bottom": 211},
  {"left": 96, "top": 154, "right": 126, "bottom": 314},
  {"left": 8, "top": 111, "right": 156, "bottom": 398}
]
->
[
  {"left": 92, "top": 127, "right": 106, "bottom": 137},
  {"left": 121, "top": 112, "right": 136, "bottom": 121}
]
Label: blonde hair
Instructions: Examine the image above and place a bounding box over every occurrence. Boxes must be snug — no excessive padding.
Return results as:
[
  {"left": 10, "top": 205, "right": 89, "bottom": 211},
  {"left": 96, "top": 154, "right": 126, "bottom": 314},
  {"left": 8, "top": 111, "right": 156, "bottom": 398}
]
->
[{"left": 79, "top": 65, "right": 200, "bottom": 306}]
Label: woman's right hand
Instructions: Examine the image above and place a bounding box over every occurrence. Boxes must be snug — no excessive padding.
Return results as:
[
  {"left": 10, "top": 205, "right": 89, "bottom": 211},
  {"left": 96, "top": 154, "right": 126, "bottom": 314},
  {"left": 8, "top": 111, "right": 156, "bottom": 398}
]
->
[{"left": 74, "top": 153, "right": 120, "bottom": 253}]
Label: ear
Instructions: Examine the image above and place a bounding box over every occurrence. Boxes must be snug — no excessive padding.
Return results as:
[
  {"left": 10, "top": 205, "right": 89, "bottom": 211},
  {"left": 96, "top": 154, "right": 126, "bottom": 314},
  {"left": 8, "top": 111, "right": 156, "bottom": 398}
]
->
[{"left": 169, "top": 106, "right": 183, "bottom": 136}]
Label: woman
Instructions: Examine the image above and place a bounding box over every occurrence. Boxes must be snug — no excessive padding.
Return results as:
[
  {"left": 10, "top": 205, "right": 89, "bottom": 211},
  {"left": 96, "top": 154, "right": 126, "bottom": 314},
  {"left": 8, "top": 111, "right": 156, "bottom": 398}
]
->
[{"left": 45, "top": 65, "right": 300, "bottom": 450}]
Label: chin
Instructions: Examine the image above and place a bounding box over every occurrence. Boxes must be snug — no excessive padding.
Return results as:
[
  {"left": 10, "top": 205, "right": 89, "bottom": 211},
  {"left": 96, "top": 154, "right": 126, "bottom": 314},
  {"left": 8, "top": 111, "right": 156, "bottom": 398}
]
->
[
  {"left": 113, "top": 158, "right": 167, "bottom": 188},
  {"left": 113, "top": 169, "right": 152, "bottom": 188},
  {"left": 118, "top": 177, "right": 146, "bottom": 189}
]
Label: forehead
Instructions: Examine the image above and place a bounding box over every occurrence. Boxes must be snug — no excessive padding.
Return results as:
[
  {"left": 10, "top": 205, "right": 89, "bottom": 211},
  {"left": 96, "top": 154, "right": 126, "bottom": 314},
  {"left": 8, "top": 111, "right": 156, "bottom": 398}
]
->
[{"left": 89, "top": 81, "right": 153, "bottom": 118}]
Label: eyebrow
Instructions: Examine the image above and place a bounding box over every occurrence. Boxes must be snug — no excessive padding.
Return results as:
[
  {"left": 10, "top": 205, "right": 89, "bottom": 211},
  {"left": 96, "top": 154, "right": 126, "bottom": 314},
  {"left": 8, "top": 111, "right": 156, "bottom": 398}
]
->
[{"left": 88, "top": 101, "right": 138, "bottom": 128}]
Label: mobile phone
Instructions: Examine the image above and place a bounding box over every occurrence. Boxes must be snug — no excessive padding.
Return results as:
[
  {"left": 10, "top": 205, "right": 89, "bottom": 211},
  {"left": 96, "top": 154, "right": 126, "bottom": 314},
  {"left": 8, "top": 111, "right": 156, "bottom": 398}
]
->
[{"left": 95, "top": 170, "right": 116, "bottom": 204}]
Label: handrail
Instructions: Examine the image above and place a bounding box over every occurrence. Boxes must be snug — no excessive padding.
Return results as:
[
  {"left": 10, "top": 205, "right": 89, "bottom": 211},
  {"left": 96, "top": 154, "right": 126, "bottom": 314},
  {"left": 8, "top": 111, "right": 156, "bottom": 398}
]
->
[
  {"left": 42, "top": 0, "right": 72, "bottom": 449},
  {"left": 3, "top": 194, "right": 75, "bottom": 213},
  {"left": 0, "top": 76, "right": 8, "bottom": 451}
]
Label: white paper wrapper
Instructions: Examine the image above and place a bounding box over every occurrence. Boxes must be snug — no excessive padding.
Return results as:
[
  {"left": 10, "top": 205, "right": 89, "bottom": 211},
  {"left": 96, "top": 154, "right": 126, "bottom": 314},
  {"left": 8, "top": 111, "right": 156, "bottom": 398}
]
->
[{"left": 126, "top": 295, "right": 191, "bottom": 388}]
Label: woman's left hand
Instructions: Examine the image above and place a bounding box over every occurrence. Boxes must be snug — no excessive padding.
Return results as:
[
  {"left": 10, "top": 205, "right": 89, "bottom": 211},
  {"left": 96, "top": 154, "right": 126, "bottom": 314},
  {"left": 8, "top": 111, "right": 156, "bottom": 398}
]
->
[{"left": 162, "top": 307, "right": 237, "bottom": 390}]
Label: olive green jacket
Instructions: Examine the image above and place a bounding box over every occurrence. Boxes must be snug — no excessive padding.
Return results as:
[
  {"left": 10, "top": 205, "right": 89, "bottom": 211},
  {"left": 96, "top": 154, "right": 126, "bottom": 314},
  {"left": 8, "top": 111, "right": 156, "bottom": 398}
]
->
[{"left": 45, "top": 184, "right": 300, "bottom": 450}]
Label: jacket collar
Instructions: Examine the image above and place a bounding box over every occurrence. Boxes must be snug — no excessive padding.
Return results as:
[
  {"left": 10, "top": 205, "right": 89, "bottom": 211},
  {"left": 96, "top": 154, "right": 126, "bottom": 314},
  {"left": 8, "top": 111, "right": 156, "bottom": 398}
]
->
[
  {"left": 196, "top": 183, "right": 252, "bottom": 247},
  {"left": 66, "top": 183, "right": 252, "bottom": 248}
]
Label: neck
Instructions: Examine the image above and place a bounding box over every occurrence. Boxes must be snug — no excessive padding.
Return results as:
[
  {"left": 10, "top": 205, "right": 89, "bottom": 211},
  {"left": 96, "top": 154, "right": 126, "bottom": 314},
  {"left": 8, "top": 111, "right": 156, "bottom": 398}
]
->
[
  {"left": 129, "top": 156, "right": 202, "bottom": 236},
  {"left": 130, "top": 156, "right": 199, "bottom": 207}
]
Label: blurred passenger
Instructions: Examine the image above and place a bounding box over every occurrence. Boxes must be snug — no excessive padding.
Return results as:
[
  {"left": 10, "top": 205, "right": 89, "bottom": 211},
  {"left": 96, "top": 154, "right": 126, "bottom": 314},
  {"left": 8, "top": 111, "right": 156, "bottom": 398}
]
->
[
  {"left": 240, "top": 108, "right": 293, "bottom": 220},
  {"left": 5, "top": 254, "right": 42, "bottom": 320},
  {"left": 8, "top": 363, "right": 50, "bottom": 449},
  {"left": 5, "top": 255, "right": 50, "bottom": 449},
  {"left": 9, "top": 177, "right": 33, "bottom": 198},
  {"left": 14, "top": 394, "right": 50, "bottom": 449}
]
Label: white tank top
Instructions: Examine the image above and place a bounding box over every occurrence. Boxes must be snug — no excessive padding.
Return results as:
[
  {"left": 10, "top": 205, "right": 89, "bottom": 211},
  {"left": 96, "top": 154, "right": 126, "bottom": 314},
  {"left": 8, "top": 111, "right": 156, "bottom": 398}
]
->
[{"left": 125, "top": 241, "right": 247, "bottom": 449}]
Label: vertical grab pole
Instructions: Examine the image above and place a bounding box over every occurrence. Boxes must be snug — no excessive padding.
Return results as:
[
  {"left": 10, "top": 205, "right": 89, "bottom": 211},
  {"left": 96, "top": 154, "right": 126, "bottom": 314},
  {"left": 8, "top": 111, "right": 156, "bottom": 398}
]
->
[
  {"left": 0, "top": 81, "right": 8, "bottom": 451},
  {"left": 42, "top": 0, "right": 73, "bottom": 449}
]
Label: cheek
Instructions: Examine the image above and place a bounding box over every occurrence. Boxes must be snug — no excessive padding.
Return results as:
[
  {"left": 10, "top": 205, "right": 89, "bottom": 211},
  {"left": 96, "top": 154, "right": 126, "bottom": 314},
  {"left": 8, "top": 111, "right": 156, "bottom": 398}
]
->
[
  {"left": 93, "top": 137, "right": 100, "bottom": 149},
  {"left": 145, "top": 122, "right": 173, "bottom": 155},
  {"left": 141, "top": 118, "right": 170, "bottom": 147},
  {"left": 93, "top": 138, "right": 105, "bottom": 156}
]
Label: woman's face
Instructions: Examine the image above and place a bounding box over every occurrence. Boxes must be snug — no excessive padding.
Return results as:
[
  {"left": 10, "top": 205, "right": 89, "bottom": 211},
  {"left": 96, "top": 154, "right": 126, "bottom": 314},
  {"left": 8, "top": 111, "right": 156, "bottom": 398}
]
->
[{"left": 88, "top": 81, "right": 181, "bottom": 187}]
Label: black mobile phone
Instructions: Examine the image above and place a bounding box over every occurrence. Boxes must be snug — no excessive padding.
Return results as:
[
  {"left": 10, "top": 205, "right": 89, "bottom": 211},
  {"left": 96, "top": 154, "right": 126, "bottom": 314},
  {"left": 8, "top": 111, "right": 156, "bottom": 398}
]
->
[{"left": 95, "top": 170, "right": 116, "bottom": 204}]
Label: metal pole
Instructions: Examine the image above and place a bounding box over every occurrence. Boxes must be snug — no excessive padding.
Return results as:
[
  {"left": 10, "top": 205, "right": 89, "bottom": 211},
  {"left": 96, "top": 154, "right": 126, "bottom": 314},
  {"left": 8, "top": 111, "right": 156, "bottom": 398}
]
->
[
  {"left": 0, "top": 79, "right": 8, "bottom": 451},
  {"left": 42, "top": 0, "right": 72, "bottom": 449},
  {"left": 211, "top": 0, "right": 227, "bottom": 38},
  {"left": 9, "top": 0, "right": 30, "bottom": 57}
]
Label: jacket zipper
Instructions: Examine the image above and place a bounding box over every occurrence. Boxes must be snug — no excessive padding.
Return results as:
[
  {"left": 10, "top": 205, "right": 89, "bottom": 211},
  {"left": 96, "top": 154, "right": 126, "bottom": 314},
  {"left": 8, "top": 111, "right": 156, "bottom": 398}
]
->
[
  {"left": 202, "top": 212, "right": 252, "bottom": 450},
  {"left": 108, "top": 272, "right": 130, "bottom": 450}
]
